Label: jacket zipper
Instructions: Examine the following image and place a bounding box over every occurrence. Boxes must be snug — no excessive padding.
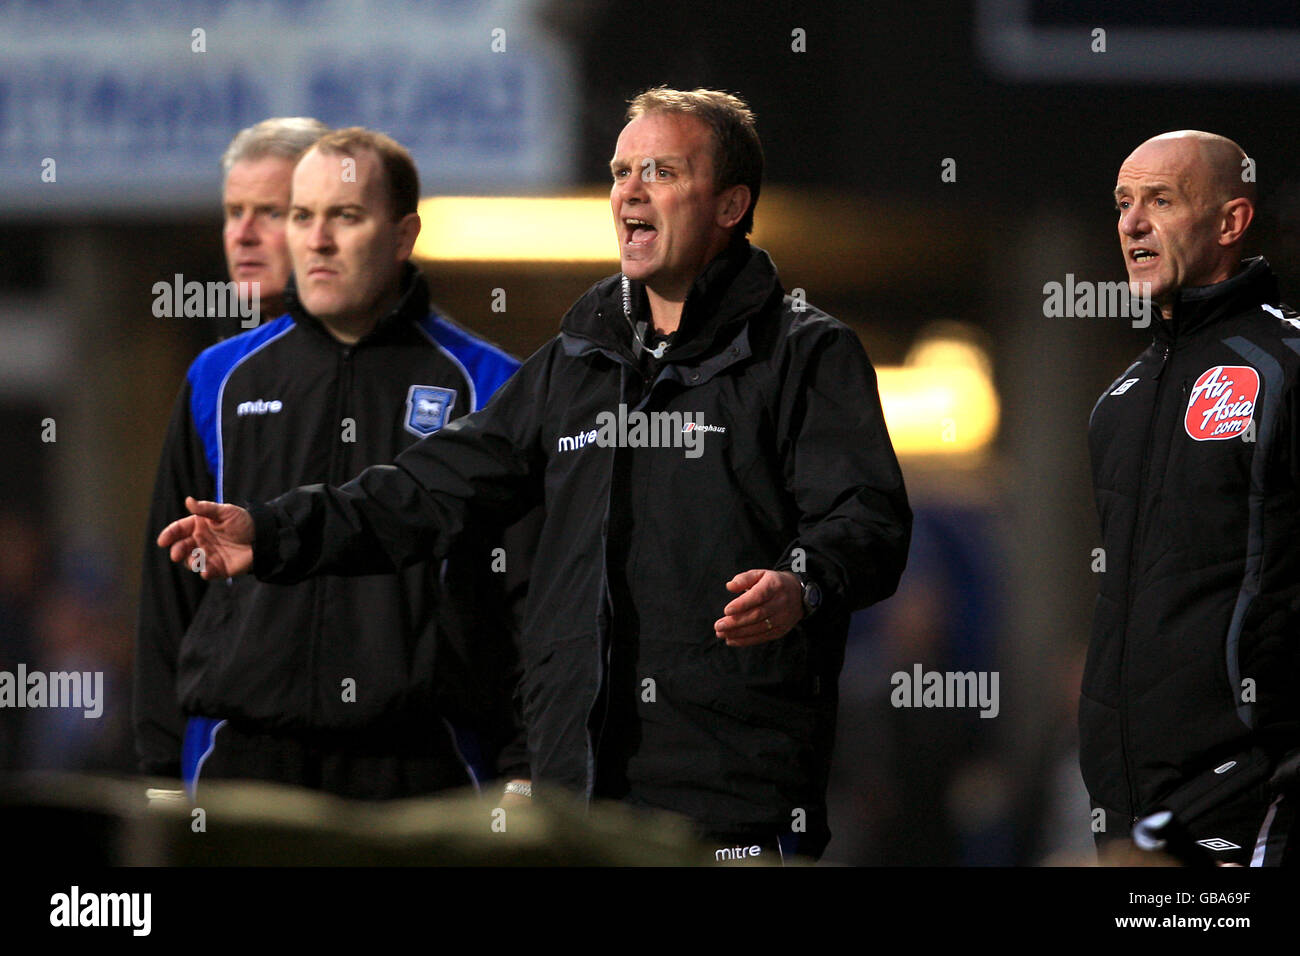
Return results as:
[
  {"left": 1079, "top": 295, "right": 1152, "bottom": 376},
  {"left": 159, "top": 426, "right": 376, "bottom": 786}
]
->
[
  {"left": 581, "top": 307, "right": 728, "bottom": 797},
  {"left": 1119, "top": 341, "right": 1171, "bottom": 825},
  {"left": 588, "top": 330, "right": 624, "bottom": 797},
  {"left": 308, "top": 345, "right": 354, "bottom": 727},
  {"left": 588, "top": 352, "right": 654, "bottom": 799}
]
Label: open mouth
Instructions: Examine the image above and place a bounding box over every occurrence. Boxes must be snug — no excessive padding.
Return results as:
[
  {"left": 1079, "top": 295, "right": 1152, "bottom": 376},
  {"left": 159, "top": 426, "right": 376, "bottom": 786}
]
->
[
  {"left": 1130, "top": 248, "right": 1158, "bottom": 264},
  {"left": 623, "top": 217, "right": 658, "bottom": 245}
]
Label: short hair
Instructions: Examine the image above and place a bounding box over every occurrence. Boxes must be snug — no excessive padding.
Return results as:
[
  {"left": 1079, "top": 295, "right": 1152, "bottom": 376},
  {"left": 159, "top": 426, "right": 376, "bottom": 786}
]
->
[
  {"left": 308, "top": 127, "right": 420, "bottom": 219},
  {"left": 220, "top": 117, "right": 330, "bottom": 177},
  {"left": 626, "top": 87, "right": 763, "bottom": 236}
]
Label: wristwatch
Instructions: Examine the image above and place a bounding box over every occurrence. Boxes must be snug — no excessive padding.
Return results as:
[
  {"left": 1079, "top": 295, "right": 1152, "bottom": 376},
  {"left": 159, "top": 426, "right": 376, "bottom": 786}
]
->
[{"left": 796, "top": 572, "right": 822, "bottom": 618}]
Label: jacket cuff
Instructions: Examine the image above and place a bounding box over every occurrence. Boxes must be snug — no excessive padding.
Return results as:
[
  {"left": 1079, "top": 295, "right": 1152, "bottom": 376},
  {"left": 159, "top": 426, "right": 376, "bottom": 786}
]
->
[
  {"left": 497, "top": 761, "right": 531, "bottom": 782},
  {"left": 1269, "top": 749, "right": 1300, "bottom": 795},
  {"left": 494, "top": 731, "right": 531, "bottom": 782},
  {"left": 248, "top": 501, "right": 283, "bottom": 581},
  {"left": 774, "top": 546, "right": 842, "bottom": 619}
]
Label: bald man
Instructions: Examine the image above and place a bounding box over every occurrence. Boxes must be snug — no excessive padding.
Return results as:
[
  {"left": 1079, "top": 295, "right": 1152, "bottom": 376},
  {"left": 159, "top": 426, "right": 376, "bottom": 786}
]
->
[{"left": 1084, "top": 131, "right": 1299, "bottom": 866}]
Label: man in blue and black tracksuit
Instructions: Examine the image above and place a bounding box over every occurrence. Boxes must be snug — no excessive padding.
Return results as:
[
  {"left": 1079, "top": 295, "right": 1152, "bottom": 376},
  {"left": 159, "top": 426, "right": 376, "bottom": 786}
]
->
[
  {"left": 1086, "top": 130, "right": 1299, "bottom": 865},
  {"left": 134, "top": 124, "right": 529, "bottom": 799}
]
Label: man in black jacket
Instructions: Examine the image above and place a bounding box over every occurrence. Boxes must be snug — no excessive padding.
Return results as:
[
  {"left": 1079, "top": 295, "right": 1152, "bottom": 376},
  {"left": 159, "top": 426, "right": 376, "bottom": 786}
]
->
[
  {"left": 136, "top": 124, "right": 528, "bottom": 800},
  {"left": 156, "top": 89, "right": 911, "bottom": 861},
  {"left": 1086, "top": 130, "right": 1299, "bottom": 865}
]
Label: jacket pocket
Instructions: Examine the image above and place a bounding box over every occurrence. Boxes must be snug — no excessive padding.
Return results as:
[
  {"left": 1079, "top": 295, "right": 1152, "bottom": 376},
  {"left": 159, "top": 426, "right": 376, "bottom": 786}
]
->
[
  {"left": 518, "top": 635, "right": 595, "bottom": 788},
  {"left": 1081, "top": 593, "right": 1123, "bottom": 709},
  {"left": 656, "top": 641, "right": 825, "bottom": 743},
  {"left": 1156, "top": 744, "right": 1274, "bottom": 829},
  {"left": 175, "top": 578, "right": 237, "bottom": 699}
]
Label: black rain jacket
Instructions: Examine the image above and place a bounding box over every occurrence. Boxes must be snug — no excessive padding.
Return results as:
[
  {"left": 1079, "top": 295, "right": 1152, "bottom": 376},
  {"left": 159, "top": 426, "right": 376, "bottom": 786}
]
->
[{"left": 251, "top": 242, "right": 911, "bottom": 853}]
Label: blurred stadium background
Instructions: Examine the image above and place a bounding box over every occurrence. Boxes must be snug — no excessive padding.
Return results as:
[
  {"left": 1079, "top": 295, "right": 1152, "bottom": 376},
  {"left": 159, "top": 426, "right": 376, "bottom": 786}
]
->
[{"left": 2, "top": 0, "right": 1300, "bottom": 865}]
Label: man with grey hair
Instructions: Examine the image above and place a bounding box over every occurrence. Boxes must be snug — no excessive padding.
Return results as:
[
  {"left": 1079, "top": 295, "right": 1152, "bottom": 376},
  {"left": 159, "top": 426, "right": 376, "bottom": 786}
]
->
[
  {"left": 1086, "top": 130, "right": 1298, "bottom": 865},
  {"left": 220, "top": 117, "right": 330, "bottom": 320},
  {"left": 135, "top": 122, "right": 530, "bottom": 801}
]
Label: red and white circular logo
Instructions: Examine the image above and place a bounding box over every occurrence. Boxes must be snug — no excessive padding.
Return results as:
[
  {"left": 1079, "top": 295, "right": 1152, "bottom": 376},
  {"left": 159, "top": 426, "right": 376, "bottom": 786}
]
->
[{"left": 1185, "top": 365, "right": 1259, "bottom": 441}]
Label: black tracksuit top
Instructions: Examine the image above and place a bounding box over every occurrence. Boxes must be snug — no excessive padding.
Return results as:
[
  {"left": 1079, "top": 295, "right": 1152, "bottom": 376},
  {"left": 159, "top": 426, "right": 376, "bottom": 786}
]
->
[
  {"left": 1085, "top": 257, "right": 1300, "bottom": 827},
  {"left": 135, "top": 266, "right": 525, "bottom": 784}
]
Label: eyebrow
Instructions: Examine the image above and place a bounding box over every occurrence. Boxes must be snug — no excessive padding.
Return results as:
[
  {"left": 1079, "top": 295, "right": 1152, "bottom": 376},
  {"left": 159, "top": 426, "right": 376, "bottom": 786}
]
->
[
  {"left": 290, "top": 202, "right": 367, "bottom": 214},
  {"left": 235, "top": 201, "right": 287, "bottom": 212},
  {"left": 1114, "top": 182, "right": 1176, "bottom": 198},
  {"left": 609, "top": 154, "right": 689, "bottom": 173}
]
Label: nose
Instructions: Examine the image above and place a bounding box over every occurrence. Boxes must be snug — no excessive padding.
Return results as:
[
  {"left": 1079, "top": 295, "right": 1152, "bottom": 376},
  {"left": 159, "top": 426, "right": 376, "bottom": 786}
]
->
[
  {"left": 614, "top": 169, "right": 649, "bottom": 206},
  {"left": 1119, "top": 203, "right": 1148, "bottom": 238},
  {"left": 306, "top": 216, "right": 334, "bottom": 251},
  {"left": 233, "top": 212, "right": 259, "bottom": 244}
]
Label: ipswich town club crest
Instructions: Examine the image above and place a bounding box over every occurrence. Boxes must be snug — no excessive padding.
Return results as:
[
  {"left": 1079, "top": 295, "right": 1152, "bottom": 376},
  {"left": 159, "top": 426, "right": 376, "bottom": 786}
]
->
[
  {"left": 1184, "top": 365, "right": 1258, "bottom": 441},
  {"left": 404, "top": 385, "right": 456, "bottom": 437}
]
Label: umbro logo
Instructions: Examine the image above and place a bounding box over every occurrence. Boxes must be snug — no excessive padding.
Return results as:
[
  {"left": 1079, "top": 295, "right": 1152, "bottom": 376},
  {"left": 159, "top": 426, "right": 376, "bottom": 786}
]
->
[{"left": 1196, "top": 837, "right": 1241, "bottom": 852}]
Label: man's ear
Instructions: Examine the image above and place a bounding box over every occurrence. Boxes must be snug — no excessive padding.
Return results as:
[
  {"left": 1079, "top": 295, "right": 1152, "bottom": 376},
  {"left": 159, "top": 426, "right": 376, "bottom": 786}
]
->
[
  {"left": 716, "top": 185, "right": 751, "bottom": 231},
  {"left": 1219, "top": 198, "right": 1254, "bottom": 247},
  {"left": 395, "top": 212, "right": 421, "bottom": 261}
]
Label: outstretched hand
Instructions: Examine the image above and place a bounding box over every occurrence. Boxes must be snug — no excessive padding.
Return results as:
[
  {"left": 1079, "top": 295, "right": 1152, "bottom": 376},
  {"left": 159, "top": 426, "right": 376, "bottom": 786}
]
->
[{"left": 157, "top": 496, "right": 254, "bottom": 580}]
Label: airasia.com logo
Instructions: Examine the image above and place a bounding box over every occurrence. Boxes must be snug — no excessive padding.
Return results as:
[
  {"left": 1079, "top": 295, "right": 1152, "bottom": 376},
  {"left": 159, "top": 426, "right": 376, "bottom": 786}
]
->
[{"left": 1185, "top": 365, "right": 1259, "bottom": 441}]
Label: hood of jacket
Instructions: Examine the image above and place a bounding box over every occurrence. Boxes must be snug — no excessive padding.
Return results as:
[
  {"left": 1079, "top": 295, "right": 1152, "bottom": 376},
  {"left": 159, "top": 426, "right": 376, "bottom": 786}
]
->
[{"left": 559, "top": 239, "right": 786, "bottom": 365}]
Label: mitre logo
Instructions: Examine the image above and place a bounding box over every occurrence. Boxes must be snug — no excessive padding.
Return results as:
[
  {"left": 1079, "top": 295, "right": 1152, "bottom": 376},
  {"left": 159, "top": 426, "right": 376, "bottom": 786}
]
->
[{"left": 1185, "top": 365, "right": 1259, "bottom": 441}]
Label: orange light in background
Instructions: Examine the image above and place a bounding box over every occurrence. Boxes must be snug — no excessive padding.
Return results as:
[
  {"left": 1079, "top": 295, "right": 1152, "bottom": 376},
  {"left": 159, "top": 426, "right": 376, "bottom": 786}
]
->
[
  {"left": 414, "top": 197, "right": 617, "bottom": 262},
  {"left": 878, "top": 334, "right": 999, "bottom": 456}
]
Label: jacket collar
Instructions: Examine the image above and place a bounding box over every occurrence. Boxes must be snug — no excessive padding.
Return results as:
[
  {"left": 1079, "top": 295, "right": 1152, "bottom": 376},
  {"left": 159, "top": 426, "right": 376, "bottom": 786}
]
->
[
  {"left": 283, "top": 261, "right": 429, "bottom": 346},
  {"left": 560, "top": 239, "right": 784, "bottom": 365},
  {"left": 1154, "top": 256, "right": 1278, "bottom": 344}
]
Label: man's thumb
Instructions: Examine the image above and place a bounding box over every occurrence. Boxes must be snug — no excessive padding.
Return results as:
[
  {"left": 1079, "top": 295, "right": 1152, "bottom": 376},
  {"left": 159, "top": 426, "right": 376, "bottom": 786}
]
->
[
  {"left": 185, "top": 496, "right": 222, "bottom": 519},
  {"left": 727, "top": 568, "right": 765, "bottom": 592}
]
